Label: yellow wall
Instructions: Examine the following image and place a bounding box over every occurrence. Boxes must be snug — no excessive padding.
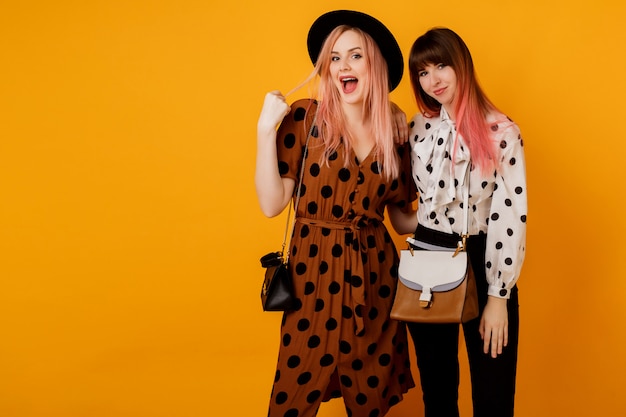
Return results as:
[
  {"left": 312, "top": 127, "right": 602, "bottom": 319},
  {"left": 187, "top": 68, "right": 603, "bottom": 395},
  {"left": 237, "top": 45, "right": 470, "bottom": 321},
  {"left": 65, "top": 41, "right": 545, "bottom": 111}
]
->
[{"left": 1, "top": 0, "right": 625, "bottom": 416}]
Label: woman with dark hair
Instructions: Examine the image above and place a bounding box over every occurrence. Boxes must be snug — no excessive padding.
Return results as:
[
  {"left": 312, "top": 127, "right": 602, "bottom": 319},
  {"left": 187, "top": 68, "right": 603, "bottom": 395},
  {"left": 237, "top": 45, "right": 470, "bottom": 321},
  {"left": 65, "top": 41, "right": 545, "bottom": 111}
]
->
[
  {"left": 255, "top": 10, "right": 416, "bottom": 417},
  {"left": 401, "top": 28, "right": 527, "bottom": 417}
]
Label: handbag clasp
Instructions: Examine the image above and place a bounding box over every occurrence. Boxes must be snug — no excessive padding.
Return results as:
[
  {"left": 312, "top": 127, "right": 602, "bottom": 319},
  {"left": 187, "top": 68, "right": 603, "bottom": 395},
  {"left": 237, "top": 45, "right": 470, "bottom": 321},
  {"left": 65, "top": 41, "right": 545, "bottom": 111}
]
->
[
  {"left": 419, "top": 289, "right": 433, "bottom": 308},
  {"left": 452, "top": 234, "right": 468, "bottom": 258}
]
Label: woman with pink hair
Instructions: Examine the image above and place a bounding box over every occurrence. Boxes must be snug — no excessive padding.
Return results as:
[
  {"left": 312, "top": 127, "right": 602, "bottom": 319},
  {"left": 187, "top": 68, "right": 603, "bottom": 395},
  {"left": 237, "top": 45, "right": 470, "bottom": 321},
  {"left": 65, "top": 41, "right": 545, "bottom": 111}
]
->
[
  {"left": 255, "top": 10, "right": 417, "bottom": 417},
  {"left": 402, "top": 27, "right": 527, "bottom": 417}
]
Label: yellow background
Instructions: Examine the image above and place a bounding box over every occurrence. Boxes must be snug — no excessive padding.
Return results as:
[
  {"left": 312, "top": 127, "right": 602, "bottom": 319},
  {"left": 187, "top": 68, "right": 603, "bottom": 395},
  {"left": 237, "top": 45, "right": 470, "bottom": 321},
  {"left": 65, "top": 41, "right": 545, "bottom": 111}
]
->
[{"left": 1, "top": 0, "right": 625, "bottom": 416}]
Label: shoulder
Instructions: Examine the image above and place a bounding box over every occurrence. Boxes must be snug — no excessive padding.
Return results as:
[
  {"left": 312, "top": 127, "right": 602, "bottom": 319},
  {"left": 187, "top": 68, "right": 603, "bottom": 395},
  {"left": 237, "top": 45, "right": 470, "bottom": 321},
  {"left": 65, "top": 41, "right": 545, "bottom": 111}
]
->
[
  {"left": 277, "top": 98, "right": 319, "bottom": 147},
  {"left": 288, "top": 98, "right": 318, "bottom": 121},
  {"left": 488, "top": 112, "right": 522, "bottom": 144},
  {"left": 487, "top": 112, "right": 521, "bottom": 138},
  {"left": 487, "top": 112, "right": 525, "bottom": 160},
  {"left": 410, "top": 111, "right": 442, "bottom": 139},
  {"left": 279, "top": 99, "right": 317, "bottom": 133}
]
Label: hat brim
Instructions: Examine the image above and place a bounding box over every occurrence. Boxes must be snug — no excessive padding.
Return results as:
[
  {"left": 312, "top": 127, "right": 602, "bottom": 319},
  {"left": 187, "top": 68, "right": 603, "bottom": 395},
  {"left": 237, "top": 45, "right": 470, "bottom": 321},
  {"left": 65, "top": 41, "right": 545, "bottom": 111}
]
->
[{"left": 307, "top": 10, "right": 403, "bottom": 92}]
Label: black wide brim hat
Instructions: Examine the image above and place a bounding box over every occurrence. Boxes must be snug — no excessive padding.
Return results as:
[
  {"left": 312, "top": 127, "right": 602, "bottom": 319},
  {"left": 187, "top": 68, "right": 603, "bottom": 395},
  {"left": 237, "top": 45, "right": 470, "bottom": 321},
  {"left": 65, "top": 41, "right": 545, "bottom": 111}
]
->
[{"left": 307, "top": 10, "right": 403, "bottom": 92}]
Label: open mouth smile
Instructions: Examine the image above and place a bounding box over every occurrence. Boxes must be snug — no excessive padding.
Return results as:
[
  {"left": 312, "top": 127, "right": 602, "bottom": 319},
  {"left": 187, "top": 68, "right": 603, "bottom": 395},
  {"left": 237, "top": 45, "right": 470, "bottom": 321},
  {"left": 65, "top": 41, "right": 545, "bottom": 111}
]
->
[{"left": 340, "top": 76, "right": 358, "bottom": 94}]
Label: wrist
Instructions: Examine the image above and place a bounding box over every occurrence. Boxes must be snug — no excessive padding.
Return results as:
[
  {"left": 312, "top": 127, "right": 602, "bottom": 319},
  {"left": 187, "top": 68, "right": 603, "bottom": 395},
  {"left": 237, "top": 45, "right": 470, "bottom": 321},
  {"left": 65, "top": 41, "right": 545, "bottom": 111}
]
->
[
  {"left": 257, "top": 123, "right": 278, "bottom": 137},
  {"left": 488, "top": 285, "right": 511, "bottom": 299},
  {"left": 487, "top": 295, "right": 507, "bottom": 304}
]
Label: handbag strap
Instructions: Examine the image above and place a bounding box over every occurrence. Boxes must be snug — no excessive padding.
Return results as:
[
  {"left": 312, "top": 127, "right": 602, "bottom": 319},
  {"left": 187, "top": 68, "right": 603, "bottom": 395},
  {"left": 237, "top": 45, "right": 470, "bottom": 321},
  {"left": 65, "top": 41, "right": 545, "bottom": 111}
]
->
[
  {"left": 454, "top": 163, "right": 471, "bottom": 256},
  {"left": 281, "top": 109, "right": 318, "bottom": 262},
  {"left": 461, "top": 165, "right": 470, "bottom": 237}
]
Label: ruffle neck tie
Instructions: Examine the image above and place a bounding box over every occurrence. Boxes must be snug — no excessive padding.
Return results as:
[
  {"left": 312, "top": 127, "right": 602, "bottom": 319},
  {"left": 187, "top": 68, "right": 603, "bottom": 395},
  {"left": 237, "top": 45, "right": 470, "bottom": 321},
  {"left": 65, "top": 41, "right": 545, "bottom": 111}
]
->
[{"left": 419, "top": 107, "right": 471, "bottom": 212}]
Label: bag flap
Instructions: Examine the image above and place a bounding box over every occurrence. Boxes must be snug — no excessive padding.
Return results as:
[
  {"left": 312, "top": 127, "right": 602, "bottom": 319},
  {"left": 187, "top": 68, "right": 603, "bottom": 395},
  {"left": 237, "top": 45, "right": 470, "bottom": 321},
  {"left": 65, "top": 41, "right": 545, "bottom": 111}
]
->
[{"left": 398, "top": 250, "right": 467, "bottom": 292}]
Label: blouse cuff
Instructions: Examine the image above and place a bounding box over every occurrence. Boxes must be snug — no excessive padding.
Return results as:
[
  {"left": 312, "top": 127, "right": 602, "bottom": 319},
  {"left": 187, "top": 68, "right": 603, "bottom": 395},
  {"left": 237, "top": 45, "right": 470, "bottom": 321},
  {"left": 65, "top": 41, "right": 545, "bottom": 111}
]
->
[{"left": 488, "top": 284, "right": 511, "bottom": 299}]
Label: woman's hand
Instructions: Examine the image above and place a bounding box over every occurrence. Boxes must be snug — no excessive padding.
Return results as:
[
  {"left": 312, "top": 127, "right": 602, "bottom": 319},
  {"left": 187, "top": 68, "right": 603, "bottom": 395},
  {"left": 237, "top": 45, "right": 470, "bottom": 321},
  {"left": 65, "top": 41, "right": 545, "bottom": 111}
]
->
[
  {"left": 258, "top": 91, "right": 291, "bottom": 136},
  {"left": 390, "top": 102, "right": 409, "bottom": 144},
  {"left": 479, "top": 296, "right": 509, "bottom": 358}
]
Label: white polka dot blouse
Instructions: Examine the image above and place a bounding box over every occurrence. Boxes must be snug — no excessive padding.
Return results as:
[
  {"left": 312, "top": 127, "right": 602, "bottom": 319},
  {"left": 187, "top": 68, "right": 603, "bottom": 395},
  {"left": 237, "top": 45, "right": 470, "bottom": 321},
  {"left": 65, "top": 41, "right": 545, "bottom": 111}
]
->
[{"left": 409, "top": 107, "right": 527, "bottom": 299}]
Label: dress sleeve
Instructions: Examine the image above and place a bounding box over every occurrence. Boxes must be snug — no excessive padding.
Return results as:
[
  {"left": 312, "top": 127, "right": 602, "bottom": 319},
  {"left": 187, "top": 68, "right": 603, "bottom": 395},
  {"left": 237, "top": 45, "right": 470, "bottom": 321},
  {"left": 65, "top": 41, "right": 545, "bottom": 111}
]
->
[
  {"left": 485, "top": 122, "right": 528, "bottom": 298},
  {"left": 276, "top": 98, "right": 318, "bottom": 182},
  {"left": 389, "top": 142, "right": 418, "bottom": 212}
]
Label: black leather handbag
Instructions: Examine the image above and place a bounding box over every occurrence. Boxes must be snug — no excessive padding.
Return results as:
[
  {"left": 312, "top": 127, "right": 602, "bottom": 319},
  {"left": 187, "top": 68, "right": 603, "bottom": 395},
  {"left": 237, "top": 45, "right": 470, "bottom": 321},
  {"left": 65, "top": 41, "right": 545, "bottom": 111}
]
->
[{"left": 260, "top": 251, "right": 294, "bottom": 311}]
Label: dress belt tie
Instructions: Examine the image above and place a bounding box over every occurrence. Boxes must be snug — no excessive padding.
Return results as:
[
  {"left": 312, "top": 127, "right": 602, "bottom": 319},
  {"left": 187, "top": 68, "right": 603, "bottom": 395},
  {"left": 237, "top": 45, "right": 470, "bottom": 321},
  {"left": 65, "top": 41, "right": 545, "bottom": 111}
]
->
[{"left": 296, "top": 217, "right": 373, "bottom": 335}]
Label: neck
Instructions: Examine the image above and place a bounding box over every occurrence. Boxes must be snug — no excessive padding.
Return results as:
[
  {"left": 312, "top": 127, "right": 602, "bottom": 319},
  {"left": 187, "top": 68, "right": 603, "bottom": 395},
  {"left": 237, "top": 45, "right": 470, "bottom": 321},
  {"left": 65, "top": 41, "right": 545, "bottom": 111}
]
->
[
  {"left": 341, "top": 102, "right": 366, "bottom": 126},
  {"left": 443, "top": 103, "right": 456, "bottom": 121},
  {"left": 340, "top": 102, "right": 375, "bottom": 161}
]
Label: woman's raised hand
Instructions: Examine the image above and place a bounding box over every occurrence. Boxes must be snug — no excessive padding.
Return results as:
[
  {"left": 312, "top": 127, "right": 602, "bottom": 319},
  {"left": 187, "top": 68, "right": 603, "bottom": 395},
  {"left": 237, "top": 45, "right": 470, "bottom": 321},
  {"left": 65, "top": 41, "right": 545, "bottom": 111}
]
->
[{"left": 258, "top": 91, "right": 291, "bottom": 136}]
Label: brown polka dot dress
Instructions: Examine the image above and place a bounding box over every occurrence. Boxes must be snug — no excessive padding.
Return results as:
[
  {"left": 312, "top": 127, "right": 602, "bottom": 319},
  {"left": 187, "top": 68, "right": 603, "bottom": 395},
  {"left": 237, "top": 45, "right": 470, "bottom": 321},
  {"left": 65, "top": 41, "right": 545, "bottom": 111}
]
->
[{"left": 268, "top": 99, "right": 416, "bottom": 417}]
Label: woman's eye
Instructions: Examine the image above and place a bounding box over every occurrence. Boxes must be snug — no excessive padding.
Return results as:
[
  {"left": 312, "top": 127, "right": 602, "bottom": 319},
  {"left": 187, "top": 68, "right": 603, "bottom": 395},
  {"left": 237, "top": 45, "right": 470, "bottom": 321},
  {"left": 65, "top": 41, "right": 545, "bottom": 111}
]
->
[
  {"left": 331, "top": 56, "right": 340, "bottom": 61},
  {"left": 418, "top": 71, "right": 427, "bottom": 77},
  {"left": 352, "top": 54, "right": 362, "bottom": 59},
  {"left": 437, "top": 63, "right": 445, "bottom": 69}
]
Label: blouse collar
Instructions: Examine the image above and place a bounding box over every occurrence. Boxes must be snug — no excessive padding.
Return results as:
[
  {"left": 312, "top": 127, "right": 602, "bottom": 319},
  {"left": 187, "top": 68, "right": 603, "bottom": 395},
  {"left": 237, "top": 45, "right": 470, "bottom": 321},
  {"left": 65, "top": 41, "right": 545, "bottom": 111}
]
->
[{"left": 416, "top": 107, "right": 471, "bottom": 211}]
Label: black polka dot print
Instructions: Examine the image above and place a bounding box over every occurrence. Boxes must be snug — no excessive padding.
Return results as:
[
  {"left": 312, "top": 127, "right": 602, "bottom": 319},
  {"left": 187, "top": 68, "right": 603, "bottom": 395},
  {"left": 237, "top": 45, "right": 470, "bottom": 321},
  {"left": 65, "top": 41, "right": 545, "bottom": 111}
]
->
[{"left": 269, "top": 99, "right": 416, "bottom": 416}]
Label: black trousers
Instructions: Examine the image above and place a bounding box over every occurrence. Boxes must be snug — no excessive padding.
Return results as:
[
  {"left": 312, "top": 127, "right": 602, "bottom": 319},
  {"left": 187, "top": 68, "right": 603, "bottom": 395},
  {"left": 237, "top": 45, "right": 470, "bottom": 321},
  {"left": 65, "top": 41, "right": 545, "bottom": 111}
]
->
[{"left": 406, "top": 225, "right": 519, "bottom": 417}]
